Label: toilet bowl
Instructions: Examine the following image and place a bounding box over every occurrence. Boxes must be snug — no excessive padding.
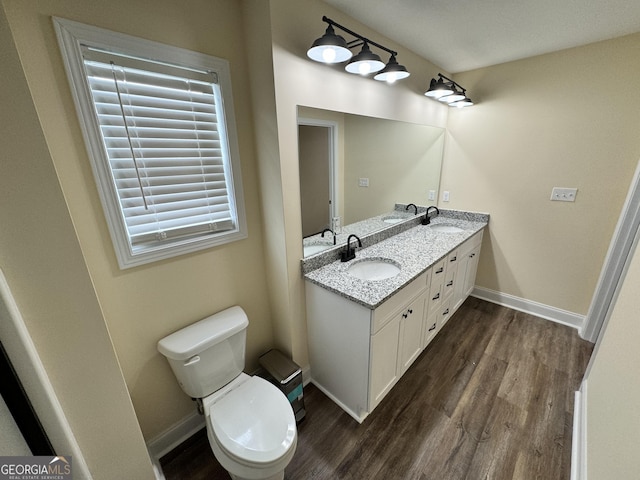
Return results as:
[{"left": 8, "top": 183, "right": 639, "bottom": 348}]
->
[
  {"left": 157, "top": 306, "right": 297, "bottom": 480},
  {"left": 204, "top": 374, "right": 297, "bottom": 480}
]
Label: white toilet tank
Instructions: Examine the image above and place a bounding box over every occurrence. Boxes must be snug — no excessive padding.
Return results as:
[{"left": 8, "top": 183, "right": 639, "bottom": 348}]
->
[{"left": 157, "top": 306, "right": 249, "bottom": 398}]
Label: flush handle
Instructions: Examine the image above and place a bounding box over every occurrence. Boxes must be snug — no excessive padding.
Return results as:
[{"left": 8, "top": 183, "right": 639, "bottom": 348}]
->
[{"left": 184, "top": 355, "right": 201, "bottom": 366}]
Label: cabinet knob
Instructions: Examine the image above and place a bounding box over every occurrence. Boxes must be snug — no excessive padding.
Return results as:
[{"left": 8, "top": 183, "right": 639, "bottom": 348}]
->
[
  {"left": 408, "top": 308, "right": 413, "bottom": 314},
  {"left": 443, "top": 308, "right": 449, "bottom": 315},
  {"left": 402, "top": 313, "right": 408, "bottom": 318},
  {"left": 450, "top": 256, "right": 457, "bottom": 262},
  {"left": 446, "top": 281, "right": 453, "bottom": 287},
  {"left": 436, "top": 267, "right": 444, "bottom": 274},
  {"left": 428, "top": 323, "right": 436, "bottom": 332},
  {"left": 432, "top": 293, "right": 440, "bottom": 301}
]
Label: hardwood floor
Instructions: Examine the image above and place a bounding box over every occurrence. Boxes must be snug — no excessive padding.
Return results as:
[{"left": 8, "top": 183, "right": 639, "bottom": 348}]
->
[{"left": 160, "top": 297, "right": 593, "bottom": 480}]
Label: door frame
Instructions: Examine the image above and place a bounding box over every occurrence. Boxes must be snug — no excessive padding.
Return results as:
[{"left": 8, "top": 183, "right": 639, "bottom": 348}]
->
[
  {"left": 297, "top": 117, "right": 339, "bottom": 227},
  {"left": 582, "top": 159, "right": 640, "bottom": 344}
]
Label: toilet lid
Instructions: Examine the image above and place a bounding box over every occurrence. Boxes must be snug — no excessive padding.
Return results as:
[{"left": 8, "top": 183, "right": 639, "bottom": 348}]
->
[{"left": 208, "top": 376, "right": 296, "bottom": 465}]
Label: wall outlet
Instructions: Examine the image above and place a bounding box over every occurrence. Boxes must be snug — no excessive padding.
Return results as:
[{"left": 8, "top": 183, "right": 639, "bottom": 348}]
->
[
  {"left": 443, "top": 191, "right": 450, "bottom": 202},
  {"left": 428, "top": 190, "right": 436, "bottom": 201},
  {"left": 358, "top": 177, "right": 369, "bottom": 187},
  {"left": 550, "top": 187, "right": 578, "bottom": 202}
]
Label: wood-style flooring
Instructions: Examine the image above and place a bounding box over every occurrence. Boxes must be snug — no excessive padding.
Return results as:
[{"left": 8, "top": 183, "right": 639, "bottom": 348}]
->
[{"left": 160, "top": 297, "right": 593, "bottom": 480}]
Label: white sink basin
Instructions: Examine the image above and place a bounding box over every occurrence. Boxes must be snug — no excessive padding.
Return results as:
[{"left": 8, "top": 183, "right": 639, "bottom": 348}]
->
[
  {"left": 382, "top": 216, "right": 405, "bottom": 224},
  {"left": 347, "top": 258, "right": 401, "bottom": 281},
  {"left": 429, "top": 224, "right": 465, "bottom": 233},
  {"left": 303, "top": 243, "right": 333, "bottom": 256}
]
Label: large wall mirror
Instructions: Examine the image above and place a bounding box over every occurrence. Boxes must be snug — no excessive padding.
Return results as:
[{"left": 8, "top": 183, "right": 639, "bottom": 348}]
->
[{"left": 298, "top": 106, "right": 445, "bottom": 250}]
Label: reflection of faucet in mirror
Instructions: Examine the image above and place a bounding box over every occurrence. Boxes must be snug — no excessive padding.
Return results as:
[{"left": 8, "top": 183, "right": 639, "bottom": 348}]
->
[
  {"left": 405, "top": 203, "right": 418, "bottom": 215},
  {"left": 321, "top": 228, "right": 336, "bottom": 245},
  {"left": 297, "top": 106, "right": 445, "bottom": 255},
  {"left": 421, "top": 206, "right": 440, "bottom": 225},
  {"left": 341, "top": 234, "right": 362, "bottom": 262}
]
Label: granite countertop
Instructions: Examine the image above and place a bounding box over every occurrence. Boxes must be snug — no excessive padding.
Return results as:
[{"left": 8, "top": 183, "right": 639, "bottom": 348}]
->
[{"left": 304, "top": 213, "right": 488, "bottom": 309}]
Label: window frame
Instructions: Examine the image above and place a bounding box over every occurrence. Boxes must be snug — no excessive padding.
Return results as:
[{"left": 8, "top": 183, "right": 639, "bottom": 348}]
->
[{"left": 53, "top": 17, "right": 247, "bottom": 269}]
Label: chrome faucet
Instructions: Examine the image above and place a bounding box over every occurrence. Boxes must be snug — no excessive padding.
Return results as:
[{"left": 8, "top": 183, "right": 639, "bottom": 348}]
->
[
  {"left": 341, "top": 234, "right": 362, "bottom": 262},
  {"left": 405, "top": 203, "right": 418, "bottom": 215},
  {"left": 321, "top": 228, "right": 336, "bottom": 245},
  {"left": 421, "top": 205, "right": 440, "bottom": 225}
]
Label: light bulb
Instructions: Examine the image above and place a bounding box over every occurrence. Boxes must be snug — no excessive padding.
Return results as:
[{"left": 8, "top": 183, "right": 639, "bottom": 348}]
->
[
  {"left": 322, "top": 48, "right": 336, "bottom": 63},
  {"left": 385, "top": 72, "right": 398, "bottom": 84},
  {"left": 358, "top": 62, "right": 371, "bottom": 75}
]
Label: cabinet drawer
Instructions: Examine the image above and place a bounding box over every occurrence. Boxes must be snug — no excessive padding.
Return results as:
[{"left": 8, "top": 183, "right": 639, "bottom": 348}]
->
[
  {"left": 443, "top": 267, "right": 456, "bottom": 300},
  {"left": 431, "top": 258, "right": 446, "bottom": 284},
  {"left": 422, "top": 310, "right": 439, "bottom": 349},
  {"left": 439, "top": 299, "right": 452, "bottom": 329},
  {"left": 428, "top": 281, "right": 443, "bottom": 316},
  {"left": 371, "top": 271, "right": 427, "bottom": 334},
  {"left": 446, "top": 248, "right": 459, "bottom": 271}
]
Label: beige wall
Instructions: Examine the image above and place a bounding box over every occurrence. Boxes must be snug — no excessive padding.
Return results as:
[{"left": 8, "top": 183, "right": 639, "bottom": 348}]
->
[
  {"left": 343, "top": 115, "right": 444, "bottom": 224},
  {"left": 2, "top": 0, "right": 274, "bottom": 440},
  {"left": 444, "top": 34, "right": 640, "bottom": 314},
  {"left": 585, "top": 228, "right": 640, "bottom": 477},
  {"left": 0, "top": 3, "right": 154, "bottom": 477}
]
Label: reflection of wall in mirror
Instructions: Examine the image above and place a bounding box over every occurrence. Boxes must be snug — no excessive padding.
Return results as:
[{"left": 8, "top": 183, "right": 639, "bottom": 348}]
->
[
  {"left": 297, "top": 107, "right": 444, "bottom": 231},
  {"left": 299, "top": 125, "right": 330, "bottom": 237},
  {"left": 344, "top": 116, "right": 444, "bottom": 224}
]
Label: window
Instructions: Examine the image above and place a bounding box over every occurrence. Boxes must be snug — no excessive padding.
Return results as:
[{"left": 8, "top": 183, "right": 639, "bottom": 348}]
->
[{"left": 54, "top": 18, "right": 247, "bottom": 268}]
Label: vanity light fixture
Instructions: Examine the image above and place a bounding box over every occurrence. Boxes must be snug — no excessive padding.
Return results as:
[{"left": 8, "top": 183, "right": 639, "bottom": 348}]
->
[
  {"left": 307, "top": 16, "right": 410, "bottom": 83},
  {"left": 425, "top": 73, "right": 474, "bottom": 107}
]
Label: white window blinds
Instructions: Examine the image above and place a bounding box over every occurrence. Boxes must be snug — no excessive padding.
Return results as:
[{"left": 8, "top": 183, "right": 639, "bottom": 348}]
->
[{"left": 82, "top": 48, "right": 237, "bottom": 248}]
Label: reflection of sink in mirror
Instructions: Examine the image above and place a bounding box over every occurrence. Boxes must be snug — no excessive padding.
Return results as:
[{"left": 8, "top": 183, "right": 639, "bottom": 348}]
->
[
  {"left": 382, "top": 216, "right": 405, "bottom": 224},
  {"left": 429, "top": 224, "right": 465, "bottom": 233},
  {"left": 347, "top": 258, "right": 401, "bottom": 281},
  {"left": 303, "top": 244, "right": 333, "bottom": 256},
  {"left": 298, "top": 106, "right": 445, "bottom": 252}
]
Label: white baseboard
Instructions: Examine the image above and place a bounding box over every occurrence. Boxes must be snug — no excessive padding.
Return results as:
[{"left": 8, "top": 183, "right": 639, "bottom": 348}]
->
[
  {"left": 571, "top": 381, "right": 588, "bottom": 480},
  {"left": 471, "top": 287, "right": 585, "bottom": 331},
  {"left": 146, "top": 410, "right": 205, "bottom": 462}
]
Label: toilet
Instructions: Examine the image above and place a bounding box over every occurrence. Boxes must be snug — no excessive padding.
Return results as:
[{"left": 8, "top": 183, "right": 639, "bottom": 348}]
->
[{"left": 157, "top": 306, "right": 297, "bottom": 480}]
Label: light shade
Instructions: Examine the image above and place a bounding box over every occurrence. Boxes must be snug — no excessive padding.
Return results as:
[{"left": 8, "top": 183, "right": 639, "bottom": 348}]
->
[
  {"left": 307, "top": 25, "right": 353, "bottom": 64},
  {"left": 438, "top": 89, "right": 466, "bottom": 103},
  {"left": 374, "top": 55, "right": 410, "bottom": 83},
  {"left": 425, "top": 77, "right": 453, "bottom": 98},
  {"left": 345, "top": 43, "right": 385, "bottom": 75},
  {"left": 450, "top": 96, "right": 474, "bottom": 108}
]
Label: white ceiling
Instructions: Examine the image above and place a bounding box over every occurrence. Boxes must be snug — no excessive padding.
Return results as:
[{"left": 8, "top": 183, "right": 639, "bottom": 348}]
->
[{"left": 323, "top": 0, "right": 640, "bottom": 73}]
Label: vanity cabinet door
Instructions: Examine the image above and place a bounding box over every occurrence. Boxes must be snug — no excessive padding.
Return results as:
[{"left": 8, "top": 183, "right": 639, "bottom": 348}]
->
[
  {"left": 369, "top": 313, "right": 401, "bottom": 410},
  {"left": 398, "top": 293, "right": 427, "bottom": 375},
  {"left": 452, "top": 232, "right": 483, "bottom": 314},
  {"left": 463, "top": 245, "right": 481, "bottom": 298}
]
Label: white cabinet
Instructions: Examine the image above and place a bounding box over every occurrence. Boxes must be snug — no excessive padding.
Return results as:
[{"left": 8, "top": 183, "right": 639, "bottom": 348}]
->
[
  {"left": 305, "top": 230, "right": 484, "bottom": 422},
  {"left": 396, "top": 292, "right": 427, "bottom": 375},
  {"left": 370, "top": 291, "right": 426, "bottom": 408},
  {"left": 306, "top": 271, "right": 428, "bottom": 422},
  {"left": 369, "top": 310, "right": 401, "bottom": 408},
  {"left": 452, "top": 231, "right": 483, "bottom": 315}
]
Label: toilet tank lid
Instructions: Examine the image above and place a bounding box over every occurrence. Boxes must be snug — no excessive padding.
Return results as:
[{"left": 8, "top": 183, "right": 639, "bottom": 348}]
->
[{"left": 157, "top": 306, "right": 248, "bottom": 360}]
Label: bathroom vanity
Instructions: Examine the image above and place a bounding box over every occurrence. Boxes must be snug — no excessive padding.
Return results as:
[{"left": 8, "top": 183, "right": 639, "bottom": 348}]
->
[{"left": 303, "top": 210, "right": 488, "bottom": 422}]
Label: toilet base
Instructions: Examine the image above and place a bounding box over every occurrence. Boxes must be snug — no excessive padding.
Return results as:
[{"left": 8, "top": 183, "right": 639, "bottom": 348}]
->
[{"left": 229, "top": 472, "right": 284, "bottom": 480}]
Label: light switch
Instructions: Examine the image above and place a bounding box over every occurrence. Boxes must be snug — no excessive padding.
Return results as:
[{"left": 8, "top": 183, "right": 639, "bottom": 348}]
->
[
  {"left": 358, "top": 178, "right": 369, "bottom": 187},
  {"left": 550, "top": 187, "right": 578, "bottom": 202},
  {"left": 443, "top": 191, "right": 450, "bottom": 202},
  {"left": 428, "top": 190, "right": 436, "bottom": 201}
]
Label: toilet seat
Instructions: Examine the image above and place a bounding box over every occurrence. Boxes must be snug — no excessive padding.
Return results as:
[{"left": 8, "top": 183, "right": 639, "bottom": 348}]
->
[{"left": 207, "top": 376, "right": 297, "bottom": 467}]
